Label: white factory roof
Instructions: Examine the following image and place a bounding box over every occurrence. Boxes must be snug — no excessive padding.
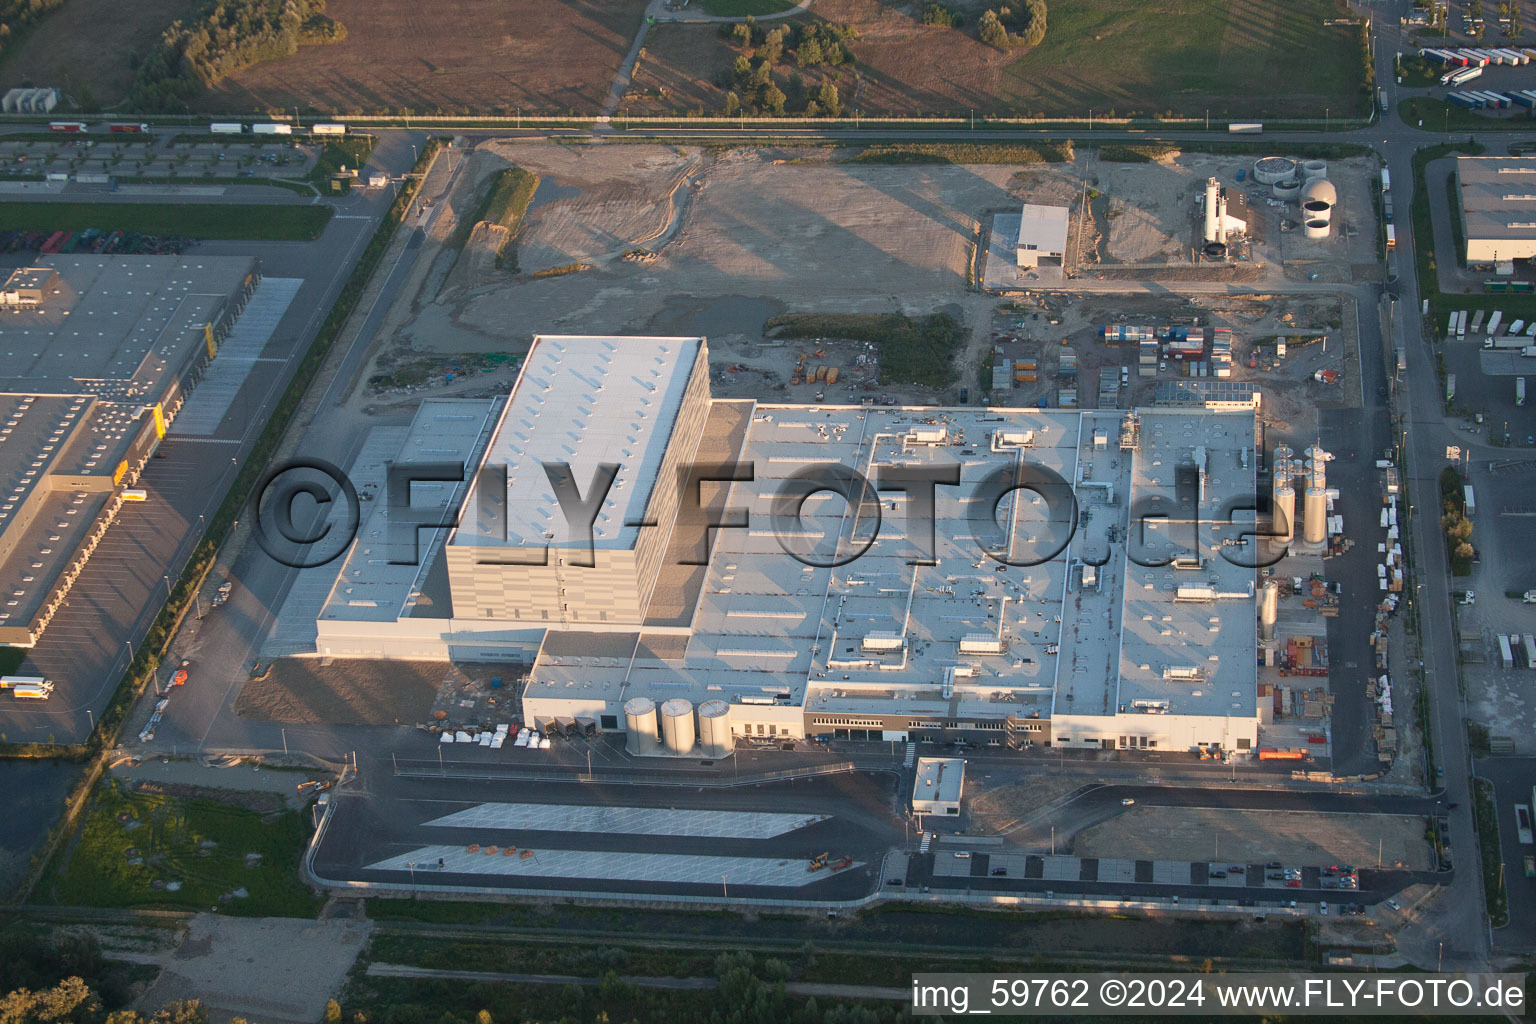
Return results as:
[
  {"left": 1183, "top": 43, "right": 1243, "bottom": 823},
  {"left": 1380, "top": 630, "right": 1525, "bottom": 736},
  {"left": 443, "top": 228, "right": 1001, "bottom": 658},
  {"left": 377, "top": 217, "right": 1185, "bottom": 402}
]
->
[
  {"left": 319, "top": 398, "right": 501, "bottom": 623},
  {"left": 450, "top": 336, "right": 701, "bottom": 551},
  {"left": 1457, "top": 156, "right": 1536, "bottom": 244},
  {"left": 527, "top": 403, "right": 1260, "bottom": 727},
  {"left": 1017, "top": 203, "right": 1070, "bottom": 256},
  {"left": 913, "top": 757, "right": 965, "bottom": 805}
]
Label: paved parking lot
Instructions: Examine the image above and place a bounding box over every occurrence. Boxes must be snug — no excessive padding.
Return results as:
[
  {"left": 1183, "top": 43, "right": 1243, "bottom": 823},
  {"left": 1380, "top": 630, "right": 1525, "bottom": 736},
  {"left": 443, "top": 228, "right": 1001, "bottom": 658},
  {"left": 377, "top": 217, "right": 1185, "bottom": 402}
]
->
[{"left": 424, "top": 802, "right": 829, "bottom": 839}]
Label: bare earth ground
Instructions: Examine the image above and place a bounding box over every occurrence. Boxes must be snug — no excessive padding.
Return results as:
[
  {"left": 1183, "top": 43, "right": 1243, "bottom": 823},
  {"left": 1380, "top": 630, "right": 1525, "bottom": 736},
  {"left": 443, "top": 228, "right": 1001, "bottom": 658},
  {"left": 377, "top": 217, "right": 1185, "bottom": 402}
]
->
[
  {"left": 1074, "top": 807, "right": 1431, "bottom": 871},
  {"left": 0, "top": 0, "right": 204, "bottom": 106},
  {"left": 234, "top": 658, "right": 449, "bottom": 725},
  {"left": 128, "top": 915, "right": 371, "bottom": 1024},
  {"left": 201, "top": 0, "right": 649, "bottom": 115}
]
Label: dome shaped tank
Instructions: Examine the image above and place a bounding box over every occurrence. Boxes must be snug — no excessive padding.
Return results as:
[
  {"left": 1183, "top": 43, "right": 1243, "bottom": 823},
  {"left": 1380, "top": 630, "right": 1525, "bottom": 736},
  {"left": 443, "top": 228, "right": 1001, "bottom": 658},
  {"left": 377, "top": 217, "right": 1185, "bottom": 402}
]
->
[
  {"left": 1300, "top": 178, "right": 1337, "bottom": 206},
  {"left": 624, "top": 697, "right": 660, "bottom": 755},
  {"left": 660, "top": 698, "right": 695, "bottom": 754},
  {"left": 697, "top": 699, "right": 732, "bottom": 758}
]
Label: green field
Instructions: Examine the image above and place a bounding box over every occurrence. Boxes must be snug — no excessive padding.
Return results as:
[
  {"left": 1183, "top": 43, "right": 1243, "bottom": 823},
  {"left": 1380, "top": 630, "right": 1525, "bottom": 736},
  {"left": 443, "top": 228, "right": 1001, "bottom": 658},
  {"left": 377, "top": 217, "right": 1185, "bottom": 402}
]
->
[
  {"left": 311, "top": 135, "right": 377, "bottom": 181},
  {"left": 448, "top": 165, "right": 540, "bottom": 269},
  {"left": 0, "top": 201, "right": 331, "bottom": 239},
  {"left": 848, "top": 142, "right": 1069, "bottom": 164},
  {"left": 1400, "top": 95, "right": 1534, "bottom": 132},
  {"left": 37, "top": 779, "right": 323, "bottom": 917},
  {"left": 699, "top": 0, "right": 795, "bottom": 14},
  {"left": 993, "top": 0, "right": 1370, "bottom": 119},
  {"left": 764, "top": 312, "right": 963, "bottom": 386}
]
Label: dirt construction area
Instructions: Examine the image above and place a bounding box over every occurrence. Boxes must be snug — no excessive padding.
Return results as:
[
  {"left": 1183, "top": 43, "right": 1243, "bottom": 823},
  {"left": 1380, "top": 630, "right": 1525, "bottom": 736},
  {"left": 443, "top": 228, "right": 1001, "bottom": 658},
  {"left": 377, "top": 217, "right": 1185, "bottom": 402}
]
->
[
  {"left": 1074, "top": 807, "right": 1432, "bottom": 871},
  {"left": 235, "top": 658, "right": 448, "bottom": 726}
]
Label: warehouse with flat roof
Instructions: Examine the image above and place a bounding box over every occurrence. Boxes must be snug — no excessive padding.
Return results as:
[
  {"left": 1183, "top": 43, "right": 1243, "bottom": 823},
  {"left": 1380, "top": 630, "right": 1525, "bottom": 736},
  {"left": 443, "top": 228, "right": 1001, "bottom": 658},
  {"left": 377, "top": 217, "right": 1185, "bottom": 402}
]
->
[
  {"left": 313, "top": 335, "right": 1264, "bottom": 756},
  {"left": 0, "top": 256, "right": 259, "bottom": 647},
  {"left": 1455, "top": 156, "right": 1536, "bottom": 265}
]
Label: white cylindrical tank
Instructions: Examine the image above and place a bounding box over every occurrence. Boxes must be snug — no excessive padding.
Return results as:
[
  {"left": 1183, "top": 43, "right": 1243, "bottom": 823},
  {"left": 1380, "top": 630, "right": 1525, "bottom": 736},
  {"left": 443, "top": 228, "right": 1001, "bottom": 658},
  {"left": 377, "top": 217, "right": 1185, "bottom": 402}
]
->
[
  {"left": 1301, "top": 200, "right": 1332, "bottom": 224},
  {"left": 1253, "top": 156, "right": 1298, "bottom": 184},
  {"left": 624, "top": 697, "right": 660, "bottom": 755},
  {"left": 1271, "top": 179, "right": 1301, "bottom": 200},
  {"left": 1260, "top": 580, "right": 1280, "bottom": 641},
  {"left": 1203, "top": 178, "right": 1224, "bottom": 244},
  {"left": 1304, "top": 219, "right": 1330, "bottom": 239},
  {"left": 660, "top": 698, "right": 695, "bottom": 754},
  {"left": 1274, "top": 479, "right": 1296, "bottom": 545},
  {"left": 698, "top": 699, "right": 732, "bottom": 758},
  {"left": 1304, "top": 487, "right": 1328, "bottom": 544},
  {"left": 1300, "top": 159, "right": 1328, "bottom": 181}
]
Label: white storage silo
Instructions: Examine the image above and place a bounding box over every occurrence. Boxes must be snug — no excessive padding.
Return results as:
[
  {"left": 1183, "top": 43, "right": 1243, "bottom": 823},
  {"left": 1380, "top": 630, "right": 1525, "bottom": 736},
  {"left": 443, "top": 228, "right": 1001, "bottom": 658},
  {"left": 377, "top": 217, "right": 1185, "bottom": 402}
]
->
[
  {"left": 1260, "top": 580, "right": 1280, "bottom": 641},
  {"left": 698, "top": 699, "right": 732, "bottom": 758},
  {"left": 624, "top": 697, "right": 660, "bottom": 755},
  {"left": 1300, "top": 159, "right": 1328, "bottom": 182},
  {"left": 660, "top": 698, "right": 695, "bottom": 754}
]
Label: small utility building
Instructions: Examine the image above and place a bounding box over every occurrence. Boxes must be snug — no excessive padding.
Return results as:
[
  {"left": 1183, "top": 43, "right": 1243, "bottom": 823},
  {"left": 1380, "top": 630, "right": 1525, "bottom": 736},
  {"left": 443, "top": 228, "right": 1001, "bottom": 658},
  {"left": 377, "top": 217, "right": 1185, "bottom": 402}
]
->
[
  {"left": 1455, "top": 156, "right": 1536, "bottom": 266},
  {"left": 912, "top": 757, "right": 965, "bottom": 817},
  {"left": 1016, "top": 203, "right": 1070, "bottom": 269}
]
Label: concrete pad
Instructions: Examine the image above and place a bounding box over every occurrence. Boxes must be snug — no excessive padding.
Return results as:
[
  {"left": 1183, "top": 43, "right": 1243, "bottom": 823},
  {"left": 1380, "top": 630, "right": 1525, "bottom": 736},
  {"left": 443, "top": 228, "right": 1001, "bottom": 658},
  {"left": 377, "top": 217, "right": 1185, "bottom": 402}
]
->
[
  {"left": 424, "top": 802, "right": 829, "bottom": 838},
  {"left": 370, "top": 845, "right": 858, "bottom": 888}
]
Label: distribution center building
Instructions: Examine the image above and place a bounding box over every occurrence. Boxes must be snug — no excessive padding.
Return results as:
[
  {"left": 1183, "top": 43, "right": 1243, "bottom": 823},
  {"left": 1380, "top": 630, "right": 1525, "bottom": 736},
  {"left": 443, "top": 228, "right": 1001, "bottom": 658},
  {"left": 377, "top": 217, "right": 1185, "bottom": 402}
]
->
[
  {"left": 1455, "top": 156, "right": 1536, "bottom": 265},
  {"left": 315, "top": 335, "right": 1264, "bottom": 755},
  {"left": 0, "top": 256, "right": 259, "bottom": 647}
]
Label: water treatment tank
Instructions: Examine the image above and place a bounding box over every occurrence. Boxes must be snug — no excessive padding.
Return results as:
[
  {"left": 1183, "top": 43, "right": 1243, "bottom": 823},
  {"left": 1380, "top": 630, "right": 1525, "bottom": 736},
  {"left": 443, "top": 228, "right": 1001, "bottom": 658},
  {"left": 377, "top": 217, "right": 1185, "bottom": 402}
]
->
[
  {"left": 661, "top": 698, "right": 695, "bottom": 754},
  {"left": 1300, "top": 178, "right": 1337, "bottom": 207},
  {"left": 1304, "top": 218, "right": 1331, "bottom": 239},
  {"left": 624, "top": 697, "right": 660, "bottom": 755},
  {"left": 698, "top": 699, "right": 732, "bottom": 758},
  {"left": 1300, "top": 159, "right": 1328, "bottom": 182},
  {"left": 1253, "top": 156, "right": 1297, "bottom": 185},
  {"left": 1271, "top": 179, "right": 1301, "bottom": 200}
]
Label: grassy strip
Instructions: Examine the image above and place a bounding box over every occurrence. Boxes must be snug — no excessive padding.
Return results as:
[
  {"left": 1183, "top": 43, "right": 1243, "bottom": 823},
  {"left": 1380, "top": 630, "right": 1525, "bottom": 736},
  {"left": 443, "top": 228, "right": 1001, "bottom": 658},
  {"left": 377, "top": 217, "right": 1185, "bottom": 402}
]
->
[
  {"left": 1097, "top": 144, "right": 1175, "bottom": 163},
  {"left": 0, "top": 201, "right": 330, "bottom": 240},
  {"left": 764, "top": 312, "right": 963, "bottom": 387},
  {"left": 847, "top": 142, "right": 1070, "bottom": 164},
  {"left": 310, "top": 135, "right": 376, "bottom": 181},
  {"left": 530, "top": 262, "right": 590, "bottom": 279},
  {"left": 447, "top": 166, "right": 540, "bottom": 272},
  {"left": 34, "top": 779, "right": 321, "bottom": 917},
  {"left": 700, "top": 0, "right": 796, "bottom": 13},
  {"left": 1473, "top": 777, "right": 1510, "bottom": 927},
  {"left": 112, "top": 175, "right": 319, "bottom": 196},
  {"left": 1399, "top": 95, "right": 1534, "bottom": 133}
]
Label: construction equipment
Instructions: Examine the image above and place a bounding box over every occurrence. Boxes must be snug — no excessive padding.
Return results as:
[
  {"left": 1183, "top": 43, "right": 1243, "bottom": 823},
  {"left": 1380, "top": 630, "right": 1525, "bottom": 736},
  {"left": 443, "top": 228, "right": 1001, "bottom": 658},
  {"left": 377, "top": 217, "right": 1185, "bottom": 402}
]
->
[{"left": 808, "top": 852, "right": 829, "bottom": 872}]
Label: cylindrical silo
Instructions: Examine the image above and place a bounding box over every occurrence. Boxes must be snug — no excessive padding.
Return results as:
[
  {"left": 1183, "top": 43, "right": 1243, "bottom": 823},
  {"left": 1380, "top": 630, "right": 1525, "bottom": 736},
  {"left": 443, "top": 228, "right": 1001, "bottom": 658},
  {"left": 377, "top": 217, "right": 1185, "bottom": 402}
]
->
[
  {"left": 1300, "top": 159, "right": 1328, "bottom": 182},
  {"left": 1274, "top": 476, "right": 1295, "bottom": 545},
  {"left": 660, "top": 698, "right": 695, "bottom": 754},
  {"left": 1203, "top": 178, "right": 1221, "bottom": 244},
  {"left": 1304, "top": 486, "right": 1328, "bottom": 543},
  {"left": 1272, "top": 179, "right": 1301, "bottom": 200},
  {"left": 624, "top": 697, "right": 659, "bottom": 755},
  {"left": 697, "top": 699, "right": 731, "bottom": 758},
  {"left": 1304, "top": 219, "right": 1331, "bottom": 239},
  {"left": 1260, "top": 580, "right": 1280, "bottom": 641}
]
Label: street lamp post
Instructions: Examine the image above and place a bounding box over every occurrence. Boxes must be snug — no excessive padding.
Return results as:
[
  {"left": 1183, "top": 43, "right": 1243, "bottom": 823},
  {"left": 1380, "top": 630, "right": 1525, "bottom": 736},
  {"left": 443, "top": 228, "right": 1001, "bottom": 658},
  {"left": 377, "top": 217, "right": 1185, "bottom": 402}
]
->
[{"left": 721, "top": 874, "right": 728, "bottom": 900}]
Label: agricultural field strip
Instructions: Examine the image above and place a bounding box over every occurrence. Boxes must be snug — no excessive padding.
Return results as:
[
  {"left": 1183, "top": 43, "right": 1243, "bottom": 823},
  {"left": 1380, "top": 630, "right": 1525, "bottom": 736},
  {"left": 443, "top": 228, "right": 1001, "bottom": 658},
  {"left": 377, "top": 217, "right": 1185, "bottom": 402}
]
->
[
  {"left": 423, "top": 803, "right": 828, "bottom": 839},
  {"left": 369, "top": 846, "right": 857, "bottom": 886}
]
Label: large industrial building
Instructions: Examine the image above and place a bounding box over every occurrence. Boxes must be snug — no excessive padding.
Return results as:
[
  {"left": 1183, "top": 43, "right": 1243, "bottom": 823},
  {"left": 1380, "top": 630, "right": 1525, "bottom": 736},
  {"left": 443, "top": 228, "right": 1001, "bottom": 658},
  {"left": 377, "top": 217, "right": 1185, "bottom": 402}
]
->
[
  {"left": 1455, "top": 156, "right": 1536, "bottom": 265},
  {"left": 315, "top": 335, "right": 1265, "bottom": 755},
  {"left": 0, "top": 257, "right": 260, "bottom": 647}
]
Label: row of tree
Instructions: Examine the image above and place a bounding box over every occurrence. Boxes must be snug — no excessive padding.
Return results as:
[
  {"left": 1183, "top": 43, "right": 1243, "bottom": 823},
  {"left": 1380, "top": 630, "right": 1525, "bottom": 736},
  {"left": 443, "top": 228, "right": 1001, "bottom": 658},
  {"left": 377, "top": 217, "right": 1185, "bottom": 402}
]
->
[{"left": 129, "top": 0, "right": 347, "bottom": 112}]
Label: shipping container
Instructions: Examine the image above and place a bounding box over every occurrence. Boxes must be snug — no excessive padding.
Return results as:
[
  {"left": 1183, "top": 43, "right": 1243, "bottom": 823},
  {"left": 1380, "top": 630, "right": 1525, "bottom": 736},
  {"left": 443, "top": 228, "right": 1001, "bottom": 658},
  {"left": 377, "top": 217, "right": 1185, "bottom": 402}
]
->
[
  {"left": 47, "top": 121, "right": 86, "bottom": 132},
  {"left": 311, "top": 123, "right": 347, "bottom": 136},
  {"left": 1381, "top": 168, "right": 1391, "bottom": 192},
  {"left": 210, "top": 123, "right": 244, "bottom": 134},
  {"left": 1519, "top": 378, "right": 1527, "bottom": 407},
  {"left": 1228, "top": 123, "right": 1263, "bottom": 134},
  {"left": 1525, "top": 633, "right": 1536, "bottom": 669},
  {"left": 1488, "top": 310, "right": 1503, "bottom": 336},
  {"left": 1385, "top": 224, "right": 1396, "bottom": 251},
  {"left": 108, "top": 122, "right": 149, "bottom": 133},
  {"left": 251, "top": 123, "right": 292, "bottom": 135},
  {"left": 1500, "top": 634, "right": 1516, "bottom": 669}
]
